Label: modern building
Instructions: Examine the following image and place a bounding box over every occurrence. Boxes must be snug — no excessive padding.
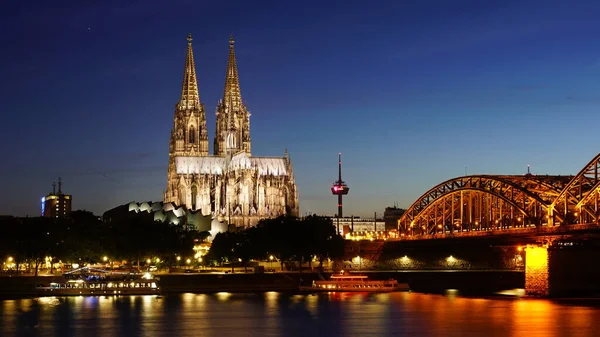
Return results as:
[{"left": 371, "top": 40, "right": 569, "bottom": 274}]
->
[
  {"left": 164, "top": 34, "right": 298, "bottom": 227},
  {"left": 102, "top": 201, "right": 228, "bottom": 241},
  {"left": 41, "top": 178, "right": 72, "bottom": 218},
  {"left": 327, "top": 216, "right": 386, "bottom": 235}
]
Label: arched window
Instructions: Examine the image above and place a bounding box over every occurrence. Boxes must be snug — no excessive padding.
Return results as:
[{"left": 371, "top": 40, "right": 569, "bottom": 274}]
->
[
  {"left": 191, "top": 185, "right": 198, "bottom": 210},
  {"left": 189, "top": 126, "right": 196, "bottom": 144},
  {"left": 226, "top": 132, "right": 236, "bottom": 149}
]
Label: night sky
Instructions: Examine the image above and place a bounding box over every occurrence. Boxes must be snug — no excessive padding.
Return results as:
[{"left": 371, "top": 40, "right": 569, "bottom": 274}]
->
[{"left": 2, "top": 0, "right": 600, "bottom": 218}]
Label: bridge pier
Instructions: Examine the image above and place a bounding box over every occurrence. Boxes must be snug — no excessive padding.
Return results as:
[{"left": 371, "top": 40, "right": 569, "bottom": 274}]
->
[
  {"left": 351, "top": 235, "right": 600, "bottom": 297},
  {"left": 524, "top": 245, "right": 549, "bottom": 296},
  {"left": 524, "top": 241, "right": 600, "bottom": 297}
]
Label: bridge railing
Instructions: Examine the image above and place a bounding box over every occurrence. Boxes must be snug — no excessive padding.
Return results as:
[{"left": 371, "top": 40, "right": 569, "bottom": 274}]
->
[{"left": 388, "top": 223, "right": 599, "bottom": 241}]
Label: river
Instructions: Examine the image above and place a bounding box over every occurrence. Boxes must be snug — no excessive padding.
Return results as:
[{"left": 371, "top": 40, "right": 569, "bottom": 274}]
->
[{"left": 1, "top": 292, "right": 599, "bottom": 336}]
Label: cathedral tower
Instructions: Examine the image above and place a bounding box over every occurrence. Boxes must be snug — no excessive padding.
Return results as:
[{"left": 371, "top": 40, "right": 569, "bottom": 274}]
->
[
  {"left": 165, "top": 33, "right": 208, "bottom": 205},
  {"left": 164, "top": 34, "right": 298, "bottom": 227},
  {"left": 214, "top": 36, "right": 251, "bottom": 156}
]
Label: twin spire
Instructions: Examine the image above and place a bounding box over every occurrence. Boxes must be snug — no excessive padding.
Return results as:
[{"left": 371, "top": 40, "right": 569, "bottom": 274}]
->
[
  {"left": 177, "top": 33, "right": 249, "bottom": 156},
  {"left": 223, "top": 35, "right": 243, "bottom": 111},
  {"left": 179, "top": 33, "right": 200, "bottom": 110},
  {"left": 178, "top": 33, "right": 243, "bottom": 111}
]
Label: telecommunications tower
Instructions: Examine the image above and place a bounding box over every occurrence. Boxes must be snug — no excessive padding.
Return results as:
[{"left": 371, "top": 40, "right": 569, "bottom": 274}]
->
[{"left": 331, "top": 153, "right": 350, "bottom": 233}]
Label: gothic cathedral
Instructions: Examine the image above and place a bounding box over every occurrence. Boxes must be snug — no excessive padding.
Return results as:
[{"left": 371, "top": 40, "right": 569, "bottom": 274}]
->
[{"left": 164, "top": 34, "right": 299, "bottom": 227}]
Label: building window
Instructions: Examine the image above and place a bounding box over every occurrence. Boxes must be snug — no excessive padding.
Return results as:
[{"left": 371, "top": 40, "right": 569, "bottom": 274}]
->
[
  {"left": 226, "top": 132, "right": 236, "bottom": 149},
  {"left": 189, "top": 127, "right": 196, "bottom": 144},
  {"left": 191, "top": 185, "right": 198, "bottom": 210}
]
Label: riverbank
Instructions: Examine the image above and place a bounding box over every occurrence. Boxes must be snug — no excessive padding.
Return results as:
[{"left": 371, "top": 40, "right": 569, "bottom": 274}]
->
[
  {"left": 158, "top": 272, "right": 319, "bottom": 293},
  {"left": 359, "top": 270, "right": 525, "bottom": 296},
  {"left": 0, "top": 270, "right": 526, "bottom": 297},
  {"left": 0, "top": 273, "right": 318, "bottom": 297}
]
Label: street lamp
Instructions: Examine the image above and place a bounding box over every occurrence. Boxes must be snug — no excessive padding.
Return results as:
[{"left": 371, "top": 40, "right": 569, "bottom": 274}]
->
[
  {"left": 102, "top": 256, "right": 108, "bottom": 262},
  {"left": 269, "top": 255, "right": 274, "bottom": 272}
]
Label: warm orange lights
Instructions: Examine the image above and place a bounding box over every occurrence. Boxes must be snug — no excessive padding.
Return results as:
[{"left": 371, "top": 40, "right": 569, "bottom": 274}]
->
[{"left": 525, "top": 245, "right": 549, "bottom": 296}]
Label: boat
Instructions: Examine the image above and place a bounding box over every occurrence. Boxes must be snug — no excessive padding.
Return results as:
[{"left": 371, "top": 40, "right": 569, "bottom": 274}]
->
[
  {"left": 299, "top": 273, "right": 409, "bottom": 293},
  {"left": 35, "top": 266, "right": 161, "bottom": 296}
]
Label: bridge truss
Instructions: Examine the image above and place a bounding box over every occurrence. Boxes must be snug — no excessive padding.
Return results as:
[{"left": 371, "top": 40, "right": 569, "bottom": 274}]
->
[
  {"left": 550, "top": 153, "right": 600, "bottom": 226},
  {"left": 397, "top": 152, "right": 600, "bottom": 237}
]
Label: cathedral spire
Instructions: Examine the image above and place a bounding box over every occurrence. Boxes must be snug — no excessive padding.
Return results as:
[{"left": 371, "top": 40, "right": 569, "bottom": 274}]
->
[
  {"left": 222, "top": 35, "right": 243, "bottom": 110},
  {"left": 179, "top": 33, "right": 200, "bottom": 109},
  {"left": 214, "top": 35, "right": 251, "bottom": 156}
]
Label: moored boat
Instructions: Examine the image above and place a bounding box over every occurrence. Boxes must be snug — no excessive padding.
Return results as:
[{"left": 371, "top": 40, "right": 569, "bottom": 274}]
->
[
  {"left": 35, "top": 267, "right": 161, "bottom": 296},
  {"left": 300, "top": 274, "right": 409, "bottom": 293}
]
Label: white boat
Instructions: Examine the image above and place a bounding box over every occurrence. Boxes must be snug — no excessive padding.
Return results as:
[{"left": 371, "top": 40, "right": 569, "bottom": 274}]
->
[
  {"left": 35, "top": 266, "right": 161, "bottom": 296},
  {"left": 300, "top": 274, "right": 409, "bottom": 293}
]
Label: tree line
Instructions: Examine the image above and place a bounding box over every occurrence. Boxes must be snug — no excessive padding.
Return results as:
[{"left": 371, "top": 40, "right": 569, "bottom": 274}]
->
[
  {"left": 0, "top": 211, "right": 206, "bottom": 275},
  {"left": 0, "top": 211, "right": 345, "bottom": 275},
  {"left": 205, "top": 215, "right": 345, "bottom": 271}
]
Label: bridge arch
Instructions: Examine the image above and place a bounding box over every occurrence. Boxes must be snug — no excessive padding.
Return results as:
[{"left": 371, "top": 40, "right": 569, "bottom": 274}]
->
[
  {"left": 550, "top": 153, "right": 600, "bottom": 225},
  {"left": 575, "top": 181, "right": 600, "bottom": 224},
  {"left": 397, "top": 175, "right": 551, "bottom": 235}
]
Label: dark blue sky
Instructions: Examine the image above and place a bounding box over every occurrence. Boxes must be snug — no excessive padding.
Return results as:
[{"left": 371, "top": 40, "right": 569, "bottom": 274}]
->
[{"left": 2, "top": 0, "right": 600, "bottom": 217}]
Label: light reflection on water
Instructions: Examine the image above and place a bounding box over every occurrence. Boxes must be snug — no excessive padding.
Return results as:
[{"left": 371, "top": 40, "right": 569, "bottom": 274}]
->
[{"left": 1, "top": 292, "right": 600, "bottom": 337}]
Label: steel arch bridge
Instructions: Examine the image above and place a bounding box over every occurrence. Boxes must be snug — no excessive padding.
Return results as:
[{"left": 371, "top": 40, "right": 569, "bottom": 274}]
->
[{"left": 397, "top": 153, "right": 600, "bottom": 238}]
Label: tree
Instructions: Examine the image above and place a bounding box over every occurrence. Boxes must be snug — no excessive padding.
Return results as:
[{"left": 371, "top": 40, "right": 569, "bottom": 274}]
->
[
  {"left": 205, "top": 215, "right": 346, "bottom": 272},
  {"left": 206, "top": 232, "right": 236, "bottom": 266}
]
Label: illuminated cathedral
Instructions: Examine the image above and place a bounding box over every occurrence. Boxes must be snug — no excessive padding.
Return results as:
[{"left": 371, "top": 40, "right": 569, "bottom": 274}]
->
[{"left": 164, "top": 34, "right": 298, "bottom": 227}]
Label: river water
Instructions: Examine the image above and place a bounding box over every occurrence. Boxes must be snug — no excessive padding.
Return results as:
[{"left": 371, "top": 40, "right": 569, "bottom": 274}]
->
[{"left": 1, "top": 292, "right": 599, "bottom": 337}]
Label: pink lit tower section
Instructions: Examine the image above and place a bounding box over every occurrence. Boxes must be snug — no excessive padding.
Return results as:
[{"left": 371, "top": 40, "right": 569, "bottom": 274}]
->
[{"left": 331, "top": 153, "right": 350, "bottom": 231}]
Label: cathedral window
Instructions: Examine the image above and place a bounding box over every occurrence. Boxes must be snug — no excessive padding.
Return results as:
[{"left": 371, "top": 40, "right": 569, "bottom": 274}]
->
[
  {"left": 191, "top": 185, "right": 198, "bottom": 210},
  {"left": 189, "top": 126, "right": 196, "bottom": 144},
  {"left": 226, "top": 132, "right": 236, "bottom": 149}
]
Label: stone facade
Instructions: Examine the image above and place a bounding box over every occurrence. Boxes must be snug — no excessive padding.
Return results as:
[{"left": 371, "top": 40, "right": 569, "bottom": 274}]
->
[{"left": 164, "top": 34, "right": 298, "bottom": 227}]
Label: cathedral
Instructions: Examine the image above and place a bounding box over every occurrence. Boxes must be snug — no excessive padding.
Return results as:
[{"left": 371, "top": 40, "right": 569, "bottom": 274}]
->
[{"left": 164, "top": 34, "right": 299, "bottom": 227}]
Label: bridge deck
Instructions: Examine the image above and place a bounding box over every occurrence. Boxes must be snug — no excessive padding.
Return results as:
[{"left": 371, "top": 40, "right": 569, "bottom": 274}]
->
[{"left": 388, "top": 223, "right": 600, "bottom": 242}]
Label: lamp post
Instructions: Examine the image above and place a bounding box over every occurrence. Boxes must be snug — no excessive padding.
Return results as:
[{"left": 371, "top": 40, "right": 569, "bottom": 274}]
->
[{"left": 269, "top": 255, "right": 274, "bottom": 272}]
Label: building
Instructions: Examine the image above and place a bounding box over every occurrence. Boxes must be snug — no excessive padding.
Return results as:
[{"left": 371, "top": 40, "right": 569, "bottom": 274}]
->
[
  {"left": 384, "top": 206, "right": 406, "bottom": 230},
  {"left": 103, "top": 201, "right": 228, "bottom": 240},
  {"left": 164, "top": 34, "right": 298, "bottom": 227},
  {"left": 328, "top": 216, "right": 385, "bottom": 235},
  {"left": 41, "top": 178, "right": 72, "bottom": 218}
]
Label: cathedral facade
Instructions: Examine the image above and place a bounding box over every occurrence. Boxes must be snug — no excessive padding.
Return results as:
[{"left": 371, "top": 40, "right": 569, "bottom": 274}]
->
[{"left": 164, "top": 34, "right": 298, "bottom": 227}]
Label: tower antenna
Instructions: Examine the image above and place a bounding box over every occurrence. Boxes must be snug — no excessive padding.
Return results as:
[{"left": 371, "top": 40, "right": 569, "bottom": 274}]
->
[
  {"left": 331, "top": 152, "right": 350, "bottom": 234},
  {"left": 338, "top": 152, "right": 342, "bottom": 182}
]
